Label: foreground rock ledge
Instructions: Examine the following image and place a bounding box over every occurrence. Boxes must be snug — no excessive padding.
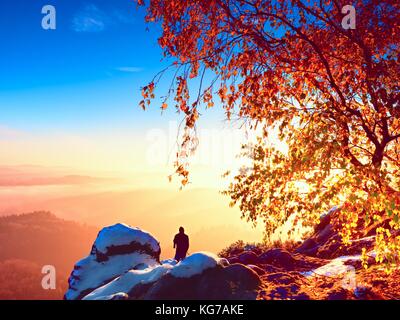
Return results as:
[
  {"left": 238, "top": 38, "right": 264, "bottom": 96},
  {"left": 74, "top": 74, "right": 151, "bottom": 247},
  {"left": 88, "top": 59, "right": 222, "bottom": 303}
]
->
[{"left": 64, "top": 223, "right": 261, "bottom": 300}]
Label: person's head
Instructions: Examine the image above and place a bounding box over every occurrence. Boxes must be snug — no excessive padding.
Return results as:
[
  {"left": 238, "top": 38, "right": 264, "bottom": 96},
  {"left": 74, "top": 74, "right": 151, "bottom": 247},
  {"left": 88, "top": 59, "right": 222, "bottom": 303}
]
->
[{"left": 179, "top": 226, "right": 184, "bottom": 234}]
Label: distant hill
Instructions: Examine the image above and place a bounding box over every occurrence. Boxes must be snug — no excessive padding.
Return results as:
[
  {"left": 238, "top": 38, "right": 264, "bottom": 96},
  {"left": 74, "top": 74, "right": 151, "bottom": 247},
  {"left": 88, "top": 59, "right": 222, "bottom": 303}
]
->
[
  {"left": 0, "top": 259, "right": 67, "bottom": 300},
  {"left": 0, "top": 211, "right": 98, "bottom": 299},
  {"left": 0, "top": 211, "right": 97, "bottom": 272}
]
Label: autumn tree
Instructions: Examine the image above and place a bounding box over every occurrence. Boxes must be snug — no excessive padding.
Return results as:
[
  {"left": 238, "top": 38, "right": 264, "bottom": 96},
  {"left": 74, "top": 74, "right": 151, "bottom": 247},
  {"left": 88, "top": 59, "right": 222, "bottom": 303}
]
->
[{"left": 137, "top": 0, "right": 400, "bottom": 265}]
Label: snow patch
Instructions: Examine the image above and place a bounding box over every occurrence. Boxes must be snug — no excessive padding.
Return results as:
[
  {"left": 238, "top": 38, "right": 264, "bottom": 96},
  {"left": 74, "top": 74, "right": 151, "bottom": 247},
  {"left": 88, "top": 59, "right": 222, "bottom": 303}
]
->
[
  {"left": 349, "top": 235, "right": 375, "bottom": 244},
  {"left": 65, "top": 223, "right": 160, "bottom": 300},
  {"left": 82, "top": 252, "right": 224, "bottom": 300},
  {"left": 168, "top": 252, "right": 222, "bottom": 278},
  {"left": 161, "top": 259, "right": 178, "bottom": 266},
  {"left": 65, "top": 252, "right": 159, "bottom": 300},
  {"left": 83, "top": 264, "right": 173, "bottom": 300},
  {"left": 302, "top": 255, "right": 360, "bottom": 278},
  {"left": 88, "top": 292, "right": 129, "bottom": 300},
  {"left": 94, "top": 223, "right": 160, "bottom": 254},
  {"left": 303, "top": 250, "right": 376, "bottom": 279},
  {"left": 66, "top": 225, "right": 226, "bottom": 300},
  {"left": 302, "top": 255, "right": 363, "bottom": 291},
  {"left": 320, "top": 206, "right": 339, "bottom": 219}
]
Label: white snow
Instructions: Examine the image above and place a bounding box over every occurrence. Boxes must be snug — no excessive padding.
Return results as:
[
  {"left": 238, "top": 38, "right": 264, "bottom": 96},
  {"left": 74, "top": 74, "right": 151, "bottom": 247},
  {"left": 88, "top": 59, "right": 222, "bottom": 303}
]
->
[
  {"left": 83, "top": 264, "right": 173, "bottom": 300},
  {"left": 302, "top": 255, "right": 360, "bottom": 278},
  {"left": 219, "top": 258, "right": 230, "bottom": 266},
  {"left": 301, "top": 249, "right": 378, "bottom": 293},
  {"left": 161, "top": 259, "right": 178, "bottom": 266},
  {"left": 65, "top": 223, "right": 160, "bottom": 300},
  {"left": 81, "top": 252, "right": 224, "bottom": 300},
  {"left": 94, "top": 223, "right": 160, "bottom": 254},
  {"left": 88, "top": 292, "right": 128, "bottom": 300},
  {"left": 367, "top": 250, "right": 376, "bottom": 258},
  {"left": 65, "top": 252, "right": 159, "bottom": 300},
  {"left": 320, "top": 206, "right": 339, "bottom": 219},
  {"left": 303, "top": 249, "right": 377, "bottom": 279},
  {"left": 301, "top": 255, "right": 361, "bottom": 291},
  {"left": 66, "top": 224, "right": 225, "bottom": 300},
  {"left": 168, "top": 252, "right": 222, "bottom": 278},
  {"left": 349, "top": 235, "right": 375, "bottom": 244}
]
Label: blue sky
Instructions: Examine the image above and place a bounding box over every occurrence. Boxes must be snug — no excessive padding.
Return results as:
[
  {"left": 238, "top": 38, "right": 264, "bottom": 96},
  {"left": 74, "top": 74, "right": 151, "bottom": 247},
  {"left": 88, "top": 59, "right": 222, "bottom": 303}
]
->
[
  {"left": 0, "top": 0, "right": 161, "bottom": 88},
  {"left": 0, "top": 0, "right": 181, "bottom": 132},
  {"left": 0, "top": 0, "right": 234, "bottom": 175}
]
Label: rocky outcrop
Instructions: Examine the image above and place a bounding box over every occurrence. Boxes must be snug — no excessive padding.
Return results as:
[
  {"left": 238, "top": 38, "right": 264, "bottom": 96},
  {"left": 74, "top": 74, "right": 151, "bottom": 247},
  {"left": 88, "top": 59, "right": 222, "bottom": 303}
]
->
[
  {"left": 64, "top": 223, "right": 161, "bottom": 300},
  {"left": 228, "top": 247, "right": 327, "bottom": 273},
  {"left": 65, "top": 224, "right": 261, "bottom": 300},
  {"left": 295, "top": 207, "right": 375, "bottom": 259},
  {"left": 65, "top": 206, "right": 382, "bottom": 301},
  {"left": 222, "top": 207, "right": 381, "bottom": 300},
  {"left": 135, "top": 262, "right": 260, "bottom": 300}
]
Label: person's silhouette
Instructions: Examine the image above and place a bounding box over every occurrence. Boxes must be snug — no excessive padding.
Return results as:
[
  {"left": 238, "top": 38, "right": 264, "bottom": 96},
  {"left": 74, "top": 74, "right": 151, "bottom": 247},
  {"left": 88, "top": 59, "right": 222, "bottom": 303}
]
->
[{"left": 173, "top": 227, "right": 189, "bottom": 261}]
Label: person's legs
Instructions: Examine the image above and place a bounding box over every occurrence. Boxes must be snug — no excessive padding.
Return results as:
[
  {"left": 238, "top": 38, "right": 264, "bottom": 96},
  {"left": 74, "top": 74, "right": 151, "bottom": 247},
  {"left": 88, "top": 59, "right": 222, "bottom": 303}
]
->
[{"left": 175, "top": 249, "right": 186, "bottom": 261}]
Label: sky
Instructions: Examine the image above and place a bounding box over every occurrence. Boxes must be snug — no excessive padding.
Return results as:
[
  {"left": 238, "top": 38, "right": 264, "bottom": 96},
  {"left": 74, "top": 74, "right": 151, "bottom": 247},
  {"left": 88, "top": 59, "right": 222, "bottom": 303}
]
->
[
  {"left": 0, "top": 0, "right": 290, "bottom": 252},
  {"left": 1, "top": 0, "right": 170, "bottom": 133},
  {"left": 0, "top": 0, "right": 264, "bottom": 200},
  {"left": 0, "top": 0, "right": 248, "bottom": 182}
]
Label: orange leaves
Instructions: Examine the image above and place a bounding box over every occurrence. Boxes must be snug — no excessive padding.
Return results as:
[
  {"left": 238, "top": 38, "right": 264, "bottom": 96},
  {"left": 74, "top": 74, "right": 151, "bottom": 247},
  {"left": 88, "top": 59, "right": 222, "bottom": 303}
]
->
[
  {"left": 218, "top": 85, "right": 228, "bottom": 101},
  {"left": 175, "top": 164, "right": 189, "bottom": 180},
  {"left": 185, "top": 108, "right": 199, "bottom": 129},
  {"left": 139, "top": 82, "right": 155, "bottom": 111},
  {"left": 203, "top": 89, "right": 214, "bottom": 108},
  {"left": 141, "top": 82, "right": 154, "bottom": 99},
  {"left": 189, "top": 60, "right": 200, "bottom": 79},
  {"left": 175, "top": 76, "right": 190, "bottom": 114},
  {"left": 138, "top": 0, "right": 400, "bottom": 264}
]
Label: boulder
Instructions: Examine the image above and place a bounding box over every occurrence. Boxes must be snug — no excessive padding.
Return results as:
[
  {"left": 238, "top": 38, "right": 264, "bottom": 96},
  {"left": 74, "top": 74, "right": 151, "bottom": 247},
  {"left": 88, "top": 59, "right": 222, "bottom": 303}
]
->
[
  {"left": 296, "top": 207, "right": 338, "bottom": 257},
  {"left": 315, "top": 207, "right": 338, "bottom": 233},
  {"left": 223, "top": 264, "right": 261, "bottom": 290},
  {"left": 168, "top": 252, "right": 220, "bottom": 278},
  {"left": 258, "top": 248, "right": 297, "bottom": 269},
  {"left": 315, "top": 224, "right": 335, "bottom": 244},
  {"left": 295, "top": 238, "right": 318, "bottom": 255},
  {"left": 263, "top": 264, "right": 282, "bottom": 273},
  {"left": 203, "top": 263, "right": 261, "bottom": 300},
  {"left": 82, "top": 253, "right": 260, "bottom": 300},
  {"left": 64, "top": 223, "right": 161, "bottom": 300},
  {"left": 259, "top": 271, "right": 309, "bottom": 300},
  {"left": 265, "top": 272, "right": 304, "bottom": 285},
  {"left": 227, "top": 255, "right": 240, "bottom": 264},
  {"left": 65, "top": 225, "right": 261, "bottom": 301},
  {"left": 247, "top": 264, "right": 266, "bottom": 276},
  {"left": 314, "top": 234, "right": 342, "bottom": 258},
  {"left": 326, "top": 287, "right": 354, "bottom": 300},
  {"left": 237, "top": 251, "right": 259, "bottom": 265}
]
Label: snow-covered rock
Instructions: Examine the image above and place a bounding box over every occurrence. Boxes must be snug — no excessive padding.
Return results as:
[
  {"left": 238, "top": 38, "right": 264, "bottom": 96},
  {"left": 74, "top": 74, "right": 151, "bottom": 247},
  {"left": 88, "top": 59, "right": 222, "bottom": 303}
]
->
[
  {"left": 83, "top": 252, "right": 227, "bottom": 300},
  {"left": 302, "top": 255, "right": 361, "bottom": 278},
  {"left": 169, "top": 252, "right": 221, "bottom": 278},
  {"left": 93, "top": 223, "right": 160, "bottom": 258},
  {"left": 139, "top": 258, "right": 260, "bottom": 300},
  {"left": 296, "top": 207, "right": 376, "bottom": 259},
  {"left": 64, "top": 223, "right": 161, "bottom": 300},
  {"left": 83, "top": 264, "right": 173, "bottom": 300},
  {"left": 65, "top": 224, "right": 261, "bottom": 300}
]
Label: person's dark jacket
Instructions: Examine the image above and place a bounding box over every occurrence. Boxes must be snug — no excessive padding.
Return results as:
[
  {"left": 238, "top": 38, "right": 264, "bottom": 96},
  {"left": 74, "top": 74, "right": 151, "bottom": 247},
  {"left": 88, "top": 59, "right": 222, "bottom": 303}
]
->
[{"left": 173, "top": 233, "right": 189, "bottom": 261}]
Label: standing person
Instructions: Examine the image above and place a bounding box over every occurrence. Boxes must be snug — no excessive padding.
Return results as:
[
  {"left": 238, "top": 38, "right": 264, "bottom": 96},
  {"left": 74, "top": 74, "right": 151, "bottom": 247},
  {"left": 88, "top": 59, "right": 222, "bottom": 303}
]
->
[{"left": 173, "top": 227, "right": 189, "bottom": 261}]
